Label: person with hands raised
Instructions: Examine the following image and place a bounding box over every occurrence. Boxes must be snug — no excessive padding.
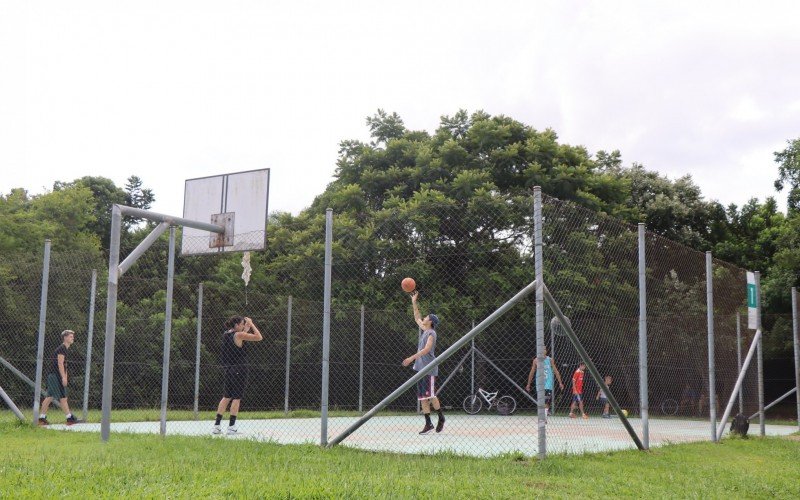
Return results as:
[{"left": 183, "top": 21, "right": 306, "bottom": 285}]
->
[
  {"left": 212, "top": 316, "right": 263, "bottom": 435},
  {"left": 403, "top": 291, "right": 445, "bottom": 434}
]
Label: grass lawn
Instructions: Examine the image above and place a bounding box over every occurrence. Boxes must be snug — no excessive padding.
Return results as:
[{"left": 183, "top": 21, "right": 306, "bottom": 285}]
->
[{"left": 1, "top": 413, "right": 799, "bottom": 498}]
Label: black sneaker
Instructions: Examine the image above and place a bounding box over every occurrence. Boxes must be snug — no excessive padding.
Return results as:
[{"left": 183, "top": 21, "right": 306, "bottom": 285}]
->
[
  {"left": 435, "top": 417, "right": 445, "bottom": 433},
  {"left": 65, "top": 416, "right": 84, "bottom": 426},
  {"left": 38, "top": 417, "right": 50, "bottom": 426},
  {"left": 419, "top": 423, "right": 434, "bottom": 435}
]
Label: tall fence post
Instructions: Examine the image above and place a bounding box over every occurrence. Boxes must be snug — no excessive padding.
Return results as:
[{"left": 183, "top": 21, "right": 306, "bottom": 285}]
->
[
  {"left": 32, "top": 239, "right": 52, "bottom": 426},
  {"left": 159, "top": 226, "right": 176, "bottom": 436},
  {"left": 736, "top": 313, "right": 743, "bottom": 415},
  {"left": 638, "top": 223, "right": 649, "bottom": 449},
  {"left": 755, "top": 271, "right": 764, "bottom": 436},
  {"left": 359, "top": 304, "right": 365, "bottom": 413},
  {"left": 706, "top": 251, "right": 716, "bottom": 442},
  {"left": 533, "top": 186, "right": 546, "bottom": 459},
  {"left": 321, "top": 208, "right": 333, "bottom": 446},
  {"left": 792, "top": 287, "right": 800, "bottom": 431},
  {"left": 81, "top": 269, "right": 97, "bottom": 421},
  {"left": 284, "top": 296, "right": 292, "bottom": 415},
  {"left": 193, "top": 283, "right": 203, "bottom": 420}
]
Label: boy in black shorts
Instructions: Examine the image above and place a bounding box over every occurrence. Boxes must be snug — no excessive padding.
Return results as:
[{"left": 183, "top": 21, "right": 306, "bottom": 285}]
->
[{"left": 39, "top": 330, "right": 83, "bottom": 426}]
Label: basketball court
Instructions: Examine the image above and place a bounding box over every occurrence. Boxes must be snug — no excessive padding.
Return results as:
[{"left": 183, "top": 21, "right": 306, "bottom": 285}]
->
[{"left": 49, "top": 415, "right": 797, "bottom": 457}]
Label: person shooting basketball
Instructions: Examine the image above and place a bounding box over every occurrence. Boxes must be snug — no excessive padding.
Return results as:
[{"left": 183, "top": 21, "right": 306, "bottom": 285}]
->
[
  {"left": 402, "top": 289, "right": 445, "bottom": 434},
  {"left": 212, "top": 316, "right": 262, "bottom": 435}
]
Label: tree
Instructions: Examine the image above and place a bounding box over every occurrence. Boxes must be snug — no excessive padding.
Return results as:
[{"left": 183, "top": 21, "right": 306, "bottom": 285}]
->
[
  {"left": 773, "top": 138, "right": 800, "bottom": 213},
  {"left": 54, "top": 175, "right": 156, "bottom": 250}
]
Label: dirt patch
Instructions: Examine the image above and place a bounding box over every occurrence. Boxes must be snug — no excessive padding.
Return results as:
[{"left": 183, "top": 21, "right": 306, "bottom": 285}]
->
[{"left": 783, "top": 434, "right": 800, "bottom": 442}]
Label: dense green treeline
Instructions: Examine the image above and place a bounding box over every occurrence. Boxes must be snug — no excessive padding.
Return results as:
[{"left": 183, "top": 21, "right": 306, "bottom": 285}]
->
[{"left": 1, "top": 111, "right": 798, "bottom": 411}]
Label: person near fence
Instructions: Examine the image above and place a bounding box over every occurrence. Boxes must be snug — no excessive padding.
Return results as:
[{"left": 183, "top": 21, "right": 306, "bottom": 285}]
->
[
  {"left": 568, "top": 362, "right": 588, "bottom": 419},
  {"left": 212, "top": 316, "right": 263, "bottom": 435},
  {"left": 403, "top": 291, "right": 445, "bottom": 434},
  {"left": 525, "top": 346, "right": 564, "bottom": 417},
  {"left": 38, "top": 330, "right": 82, "bottom": 426},
  {"left": 596, "top": 375, "right": 613, "bottom": 418}
]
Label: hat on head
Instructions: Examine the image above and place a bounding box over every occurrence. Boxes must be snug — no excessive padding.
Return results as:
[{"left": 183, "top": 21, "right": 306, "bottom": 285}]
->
[{"left": 428, "top": 313, "right": 440, "bottom": 328}]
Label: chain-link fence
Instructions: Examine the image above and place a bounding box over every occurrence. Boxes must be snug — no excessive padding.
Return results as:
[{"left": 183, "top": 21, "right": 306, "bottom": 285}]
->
[{"left": 1, "top": 190, "right": 798, "bottom": 457}]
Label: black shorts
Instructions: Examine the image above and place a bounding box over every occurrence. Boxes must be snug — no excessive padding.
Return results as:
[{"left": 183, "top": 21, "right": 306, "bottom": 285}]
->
[
  {"left": 46, "top": 373, "right": 67, "bottom": 400},
  {"left": 223, "top": 365, "right": 248, "bottom": 400},
  {"left": 544, "top": 389, "right": 553, "bottom": 404}
]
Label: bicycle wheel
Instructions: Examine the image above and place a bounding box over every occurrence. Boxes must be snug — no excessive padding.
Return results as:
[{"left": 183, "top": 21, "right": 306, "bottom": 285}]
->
[
  {"left": 463, "top": 394, "right": 482, "bottom": 414},
  {"left": 496, "top": 395, "right": 517, "bottom": 415},
  {"left": 661, "top": 398, "right": 678, "bottom": 416}
]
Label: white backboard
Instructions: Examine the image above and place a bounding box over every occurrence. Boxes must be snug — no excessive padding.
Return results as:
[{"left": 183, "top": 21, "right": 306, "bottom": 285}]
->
[{"left": 181, "top": 169, "right": 270, "bottom": 255}]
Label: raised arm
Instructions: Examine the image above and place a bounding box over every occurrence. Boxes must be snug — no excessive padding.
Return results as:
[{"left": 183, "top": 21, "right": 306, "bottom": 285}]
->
[
  {"left": 235, "top": 317, "right": 263, "bottom": 342},
  {"left": 411, "top": 291, "right": 425, "bottom": 329}
]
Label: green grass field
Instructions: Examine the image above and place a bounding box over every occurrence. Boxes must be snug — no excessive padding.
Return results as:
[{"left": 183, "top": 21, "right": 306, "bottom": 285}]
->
[{"left": 2, "top": 413, "right": 799, "bottom": 498}]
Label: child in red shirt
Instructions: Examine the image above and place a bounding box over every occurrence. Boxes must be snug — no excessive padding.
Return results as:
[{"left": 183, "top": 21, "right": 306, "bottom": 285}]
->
[{"left": 569, "top": 362, "right": 588, "bottom": 419}]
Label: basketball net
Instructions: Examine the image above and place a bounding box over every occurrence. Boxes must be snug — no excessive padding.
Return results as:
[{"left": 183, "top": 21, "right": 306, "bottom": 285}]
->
[{"left": 241, "top": 251, "right": 252, "bottom": 304}]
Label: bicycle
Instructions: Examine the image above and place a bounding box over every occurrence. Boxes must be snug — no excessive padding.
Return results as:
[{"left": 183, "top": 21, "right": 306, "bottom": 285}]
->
[
  {"left": 462, "top": 388, "right": 517, "bottom": 415},
  {"left": 660, "top": 398, "right": 678, "bottom": 416}
]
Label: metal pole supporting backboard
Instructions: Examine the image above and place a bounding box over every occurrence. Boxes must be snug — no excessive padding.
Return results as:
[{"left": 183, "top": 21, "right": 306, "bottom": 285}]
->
[
  {"left": 638, "top": 223, "right": 649, "bottom": 449},
  {"left": 706, "top": 252, "right": 716, "bottom": 441},
  {"left": 101, "top": 207, "right": 122, "bottom": 441},
  {"left": 320, "top": 208, "right": 333, "bottom": 446},
  {"left": 533, "top": 186, "right": 546, "bottom": 459},
  {"left": 284, "top": 296, "right": 292, "bottom": 415},
  {"left": 82, "top": 269, "right": 97, "bottom": 421},
  {"left": 32, "top": 239, "right": 51, "bottom": 426},
  {"left": 793, "top": 287, "right": 800, "bottom": 431},
  {"left": 159, "top": 226, "right": 176, "bottom": 436},
  {"left": 101, "top": 204, "right": 225, "bottom": 442},
  {"left": 193, "top": 283, "right": 203, "bottom": 420}
]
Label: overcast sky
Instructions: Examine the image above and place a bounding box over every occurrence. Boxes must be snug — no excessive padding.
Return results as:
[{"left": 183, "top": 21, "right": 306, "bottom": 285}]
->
[{"left": 2, "top": 1, "right": 799, "bottom": 219}]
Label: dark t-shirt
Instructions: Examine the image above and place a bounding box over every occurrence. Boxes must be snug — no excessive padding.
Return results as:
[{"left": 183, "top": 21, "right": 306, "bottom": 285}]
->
[
  {"left": 221, "top": 331, "right": 247, "bottom": 368},
  {"left": 49, "top": 344, "right": 68, "bottom": 376}
]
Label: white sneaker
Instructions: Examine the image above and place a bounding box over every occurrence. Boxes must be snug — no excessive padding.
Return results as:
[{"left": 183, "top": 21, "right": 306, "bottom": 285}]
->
[
  {"left": 226, "top": 426, "right": 238, "bottom": 435},
  {"left": 211, "top": 425, "right": 222, "bottom": 435}
]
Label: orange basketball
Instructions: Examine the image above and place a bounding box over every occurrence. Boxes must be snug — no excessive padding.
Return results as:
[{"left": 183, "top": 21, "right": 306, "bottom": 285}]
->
[{"left": 401, "top": 277, "right": 416, "bottom": 293}]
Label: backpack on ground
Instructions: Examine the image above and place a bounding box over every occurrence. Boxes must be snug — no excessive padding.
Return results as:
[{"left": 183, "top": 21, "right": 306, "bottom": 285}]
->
[{"left": 730, "top": 413, "right": 749, "bottom": 436}]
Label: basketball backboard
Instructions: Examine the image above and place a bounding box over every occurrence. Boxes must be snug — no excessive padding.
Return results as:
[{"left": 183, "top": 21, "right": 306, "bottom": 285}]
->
[{"left": 181, "top": 169, "right": 270, "bottom": 255}]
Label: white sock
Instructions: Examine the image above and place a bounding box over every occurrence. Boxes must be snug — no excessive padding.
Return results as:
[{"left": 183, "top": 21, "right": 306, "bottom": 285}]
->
[
  {"left": 66, "top": 413, "right": 73, "bottom": 419},
  {"left": 39, "top": 414, "right": 46, "bottom": 419}
]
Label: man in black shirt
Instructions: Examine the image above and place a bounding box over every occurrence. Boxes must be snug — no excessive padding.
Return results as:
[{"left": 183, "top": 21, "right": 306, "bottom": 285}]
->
[{"left": 39, "top": 330, "right": 83, "bottom": 426}]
